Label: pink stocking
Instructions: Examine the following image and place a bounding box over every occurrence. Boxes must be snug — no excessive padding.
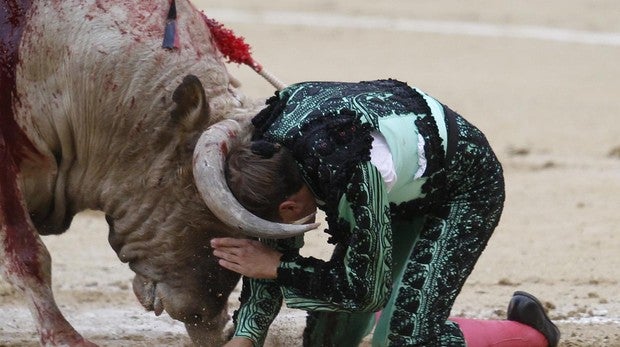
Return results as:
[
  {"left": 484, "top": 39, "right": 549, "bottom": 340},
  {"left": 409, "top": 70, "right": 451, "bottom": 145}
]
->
[{"left": 450, "top": 317, "right": 548, "bottom": 347}]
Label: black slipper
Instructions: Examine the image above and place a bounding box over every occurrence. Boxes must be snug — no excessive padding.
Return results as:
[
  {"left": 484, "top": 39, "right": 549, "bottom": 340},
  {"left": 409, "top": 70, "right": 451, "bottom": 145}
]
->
[{"left": 507, "top": 291, "right": 561, "bottom": 347}]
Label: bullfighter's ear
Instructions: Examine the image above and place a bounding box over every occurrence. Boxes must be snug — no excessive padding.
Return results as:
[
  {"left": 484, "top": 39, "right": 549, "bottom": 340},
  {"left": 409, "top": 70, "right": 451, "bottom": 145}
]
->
[{"left": 170, "top": 75, "right": 210, "bottom": 131}]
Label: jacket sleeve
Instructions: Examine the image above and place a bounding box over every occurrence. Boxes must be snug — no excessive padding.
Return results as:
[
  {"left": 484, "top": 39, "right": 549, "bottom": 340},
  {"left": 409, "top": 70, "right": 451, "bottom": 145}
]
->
[
  {"left": 276, "top": 161, "right": 393, "bottom": 312},
  {"left": 232, "top": 277, "right": 282, "bottom": 346},
  {"left": 232, "top": 237, "right": 304, "bottom": 346}
]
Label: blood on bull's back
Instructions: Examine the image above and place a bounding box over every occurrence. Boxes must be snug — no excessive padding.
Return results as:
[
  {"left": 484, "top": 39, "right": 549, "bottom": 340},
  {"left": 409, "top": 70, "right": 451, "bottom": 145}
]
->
[{"left": 1, "top": 1, "right": 247, "bottom": 345}]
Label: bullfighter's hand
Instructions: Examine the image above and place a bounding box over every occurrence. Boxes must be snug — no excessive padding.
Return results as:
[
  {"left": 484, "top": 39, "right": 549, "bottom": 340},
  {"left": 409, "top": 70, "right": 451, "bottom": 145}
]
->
[{"left": 211, "top": 238, "right": 282, "bottom": 279}]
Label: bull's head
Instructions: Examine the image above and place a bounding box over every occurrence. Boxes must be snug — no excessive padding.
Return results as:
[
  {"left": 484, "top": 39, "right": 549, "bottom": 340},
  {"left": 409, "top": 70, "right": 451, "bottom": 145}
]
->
[{"left": 108, "top": 75, "right": 316, "bottom": 346}]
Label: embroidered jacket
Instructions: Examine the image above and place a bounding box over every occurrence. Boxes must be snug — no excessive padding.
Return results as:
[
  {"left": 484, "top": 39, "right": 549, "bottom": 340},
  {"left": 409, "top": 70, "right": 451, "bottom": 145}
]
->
[{"left": 233, "top": 79, "right": 453, "bottom": 346}]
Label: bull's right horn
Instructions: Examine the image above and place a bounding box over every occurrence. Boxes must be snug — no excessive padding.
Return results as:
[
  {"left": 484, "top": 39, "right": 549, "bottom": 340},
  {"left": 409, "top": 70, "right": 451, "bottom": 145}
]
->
[{"left": 192, "top": 119, "right": 319, "bottom": 239}]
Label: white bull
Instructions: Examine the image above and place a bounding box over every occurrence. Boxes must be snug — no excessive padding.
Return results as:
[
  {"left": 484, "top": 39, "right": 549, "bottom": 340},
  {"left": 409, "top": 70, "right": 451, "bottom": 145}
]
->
[{"left": 0, "top": 0, "right": 314, "bottom": 345}]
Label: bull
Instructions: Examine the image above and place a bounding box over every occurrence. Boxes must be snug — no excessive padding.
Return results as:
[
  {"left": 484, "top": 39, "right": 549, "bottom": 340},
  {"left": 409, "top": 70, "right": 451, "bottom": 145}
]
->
[{"left": 0, "top": 0, "right": 315, "bottom": 345}]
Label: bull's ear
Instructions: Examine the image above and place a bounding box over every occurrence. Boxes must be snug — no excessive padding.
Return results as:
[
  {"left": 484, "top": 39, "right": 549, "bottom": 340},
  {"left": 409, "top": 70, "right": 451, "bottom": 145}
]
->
[{"left": 170, "top": 75, "right": 210, "bottom": 131}]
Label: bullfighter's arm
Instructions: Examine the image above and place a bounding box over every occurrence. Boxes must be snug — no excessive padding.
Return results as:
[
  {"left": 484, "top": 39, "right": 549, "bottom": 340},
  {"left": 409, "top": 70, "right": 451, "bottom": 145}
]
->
[
  {"left": 232, "top": 277, "right": 282, "bottom": 346},
  {"left": 232, "top": 236, "right": 303, "bottom": 346},
  {"left": 276, "top": 162, "right": 394, "bottom": 312}
]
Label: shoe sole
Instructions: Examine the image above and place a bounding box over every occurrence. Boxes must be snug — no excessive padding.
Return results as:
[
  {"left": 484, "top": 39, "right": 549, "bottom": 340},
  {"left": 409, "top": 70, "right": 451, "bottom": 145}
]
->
[{"left": 510, "top": 291, "right": 561, "bottom": 347}]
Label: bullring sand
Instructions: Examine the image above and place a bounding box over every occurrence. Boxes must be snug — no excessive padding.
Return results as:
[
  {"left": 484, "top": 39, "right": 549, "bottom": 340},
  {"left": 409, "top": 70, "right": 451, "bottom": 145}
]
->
[{"left": 1, "top": 1, "right": 619, "bottom": 346}]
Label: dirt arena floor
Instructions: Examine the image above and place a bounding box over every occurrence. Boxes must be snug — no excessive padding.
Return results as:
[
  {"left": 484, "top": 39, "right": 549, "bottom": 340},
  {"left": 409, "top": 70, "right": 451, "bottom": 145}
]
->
[{"left": 1, "top": 1, "right": 619, "bottom": 346}]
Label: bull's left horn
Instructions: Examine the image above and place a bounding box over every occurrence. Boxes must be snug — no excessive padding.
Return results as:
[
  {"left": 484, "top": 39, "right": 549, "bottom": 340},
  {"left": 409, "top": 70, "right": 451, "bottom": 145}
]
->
[{"left": 193, "top": 120, "right": 319, "bottom": 239}]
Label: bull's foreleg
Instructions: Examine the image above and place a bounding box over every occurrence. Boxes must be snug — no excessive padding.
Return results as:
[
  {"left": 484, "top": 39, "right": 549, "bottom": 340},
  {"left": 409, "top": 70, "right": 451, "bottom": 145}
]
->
[{"left": 0, "top": 152, "right": 95, "bottom": 346}]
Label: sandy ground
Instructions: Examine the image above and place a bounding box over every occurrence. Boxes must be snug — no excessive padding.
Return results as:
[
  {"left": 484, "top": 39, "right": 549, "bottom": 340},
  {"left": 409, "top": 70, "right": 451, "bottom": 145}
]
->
[{"left": 1, "top": 1, "right": 619, "bottom": 346}]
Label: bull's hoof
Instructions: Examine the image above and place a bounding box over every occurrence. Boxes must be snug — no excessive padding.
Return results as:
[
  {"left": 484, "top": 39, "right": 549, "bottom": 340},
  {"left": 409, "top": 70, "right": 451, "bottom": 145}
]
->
[{"left": 40, "top": 332, "right": 98, "bottom": 347}]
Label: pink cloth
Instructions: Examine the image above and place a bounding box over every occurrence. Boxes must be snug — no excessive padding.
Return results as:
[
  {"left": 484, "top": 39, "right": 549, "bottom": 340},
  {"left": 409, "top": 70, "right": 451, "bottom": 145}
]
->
[{"left": 450, "top": 317, "right": 548, "bottom": 347}]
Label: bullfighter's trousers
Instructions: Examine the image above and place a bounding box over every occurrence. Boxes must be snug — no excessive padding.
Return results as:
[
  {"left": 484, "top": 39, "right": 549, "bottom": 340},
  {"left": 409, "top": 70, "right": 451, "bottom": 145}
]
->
[{"left": 303, "top": 114, "right": 506, "bottom": 347}]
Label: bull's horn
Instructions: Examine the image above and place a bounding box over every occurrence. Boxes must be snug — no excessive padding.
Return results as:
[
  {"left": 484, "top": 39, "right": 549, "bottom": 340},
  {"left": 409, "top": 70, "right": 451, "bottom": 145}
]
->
[{"left": 192, "top": 119, "right": 319, "bottom": 239}]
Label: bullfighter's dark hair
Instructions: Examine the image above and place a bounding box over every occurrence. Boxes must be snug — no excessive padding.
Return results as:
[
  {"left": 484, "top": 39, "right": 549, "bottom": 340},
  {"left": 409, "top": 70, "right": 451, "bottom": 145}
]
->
[
  {"left": 250, "top": 140, "right": 281, "bottom": 159},
  {"left": 225, "top": 142, "right": 304, "bottom": 222}
]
